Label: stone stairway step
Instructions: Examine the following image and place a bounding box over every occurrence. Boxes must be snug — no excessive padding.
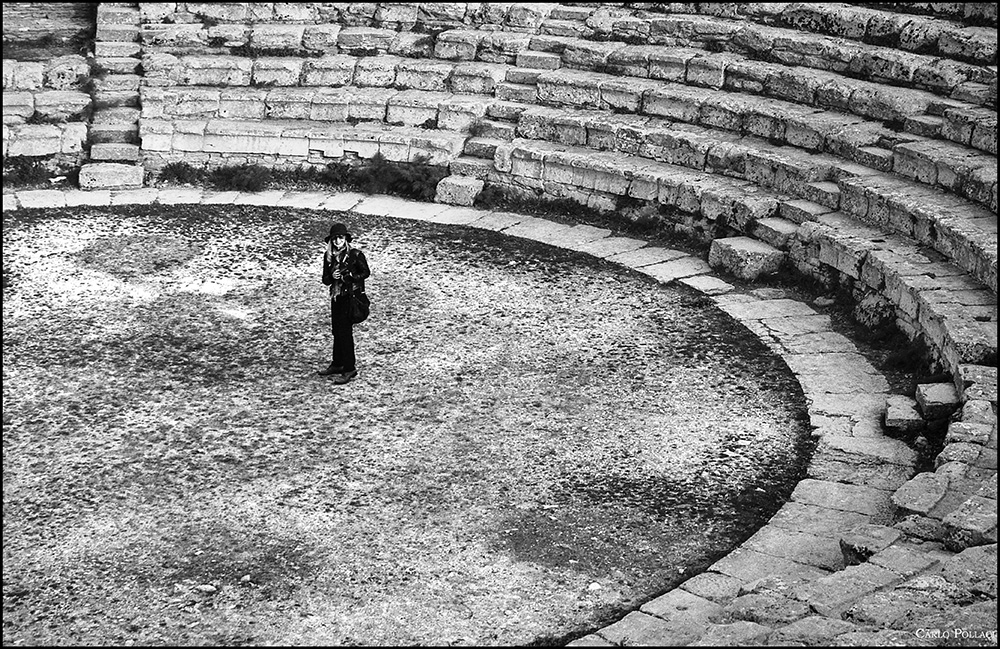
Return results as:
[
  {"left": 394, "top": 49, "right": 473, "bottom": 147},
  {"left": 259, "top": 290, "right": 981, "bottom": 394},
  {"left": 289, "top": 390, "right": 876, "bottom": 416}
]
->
[
  {"left": 496, "top": 81, "right": 538, "bottom": 103},
  {"left": 89, "top": 143, "right": 140, "bottom": 162},
  {"left": 506, "top": 67, "right": 543, "bottom": 85},
  {"left": 549, "top": 5, "right": 595, "bottom": 21},
  {"left": 449, "top": 155, "right": 493, "bottom": 179},
  {"left": 92, "top": 74, "right": 140, "bottom": 92},
  {"left": 473, "top": 119, "right": 517, "bottom": 140},
  {"left": 91, "top": 106, "right": 140, "bottom": 124},
  {"left": 97, "top": 6, "right": 140, "bottom": 25},
  {"left": 753, "top": 216, "right": 801, "bottom": 250},
  {"left": 464, "top": 136, "right": 504, "bottom": 159},
  {"left": 89, "top": 122, "right": 139, "bottom": 144},
  {"left": 94, "top": 41, "right": 141, "bottom": 58},
  {"left": 98, "top": 57, "right": 142, "bottom": 75},
  {"left": 78, "top": 162, "right": 144, "bottom": 190},
  {"left": 94, "top": 90, "right": 140, "bottom": 109},
  {"left": 95, "top": 24, "right": 140, "bottom": 42}
]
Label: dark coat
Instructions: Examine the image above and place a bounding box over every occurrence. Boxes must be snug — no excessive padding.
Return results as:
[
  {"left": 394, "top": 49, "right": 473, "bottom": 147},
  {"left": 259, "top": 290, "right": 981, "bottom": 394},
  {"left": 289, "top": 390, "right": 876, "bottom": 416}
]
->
[{"left": 322, "top": 246, "right": 370, "bottom": 297}]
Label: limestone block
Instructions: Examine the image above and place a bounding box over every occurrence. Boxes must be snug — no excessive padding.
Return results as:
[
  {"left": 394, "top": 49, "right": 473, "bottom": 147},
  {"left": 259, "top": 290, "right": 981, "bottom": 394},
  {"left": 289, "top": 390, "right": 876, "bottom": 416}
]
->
[
  {"left": 563, "top": 40, "right": 625, "bottom": 70},
  {"left": 945, "top": 422, "right": 994, "bottom": 446},
  {"left": 185, "top": 3, "right": 247, "bottom": 22},
  {"left": 649, "top": 48, "right": 701, "bottom": 83},
  {"left": 265, "top": 88, "right": 315, "bottom": 120},
  {"left": 206, "top": 24, "right": 249, "bottom": 48},
  {"left": 394, "top": 59, "right": 453, "bottom": 92},
  {"left": 386, "top": 90, "right": 449, "bottom": 126},
  {"left": 78, "top": 163, "right": 144, "bottom": 190},
  {"left": 640, "top": 589, "right": 724, "bottom": 638},
  {"left": 218, "top": 88, "right": 266, "bottom": 120},
  {"left": 142, "top": 24, "right": 206, "bottom": 49},
  {"left": 374, "top": 3, "right": 417, "bottom": 28},
  {"left": 252, "top": 58, "right": 303, "bottom": 87},
  {"left": 354, "top": 56, "right": 402, "bottom": 88},
  {"left": 478, "top": 32, "right": 533, "bottom": 64},
  {"left": 916, "top": 383, "right": 962, "bottom": 420},
  {"left": 794, "top": 563, "right": 901, "bottom": 617},
  {"left": 506, "top": 3, "right": 552, "bottom": 29},
  {"left": 943, "top": 495, "right": 998, "bottom": 550},
  {"left": 433, "top": 30, "right": 482, "bottom": 61},
  {"left": 893, "top": 472, "right": 949, "bottom": 515},
  {"left": 9, "top": 61, "right": 44, "bottom": 91},
  {"left": 435, "top": 175, "right": 483, "bottom": 206},
  {"left": 723, "top": 592, "right": 811, "bottom": 626},
  {"left": 140, "top": 3, "right": 178, "bottom": 22},
  {"left": 3, "top": 92, "right": 34, "bottom": 122},
  {"left": 597, "top": 611, "right": 690, "bottom": 647},
  {"left": 438, "top": 95, "right": 491, "bottom": 131},
  {"left": 516, "top": 50, "right": 561, "bottom": 71},
  {"left": 301, "top": 56, "right": 356, "bottom": 87},
  {"left": 181, "top": 56, "right": 251, "bottom": 86},
  {"left": 884, "top": 395, "right": 925, "bottom": 435},
  {"left": 43, "top": 55, "right": 89, "bottom": 91},
  {"left": 308, "top": 88, "right": 350, "bottom": 122},
  {"left": 839, "top": 524, "right": 902, "bottom": 566},
  {"left": 348, "top": 88, "right": 397, "bottom": 122},
  {"left": 709, "top": 236, "right": 784, "bottom": 280},
  {"left": 7, "top": 124, "right": 61, "bottom": 156},
  {"left": 537, "top": 69, "right": 602, "bottom": 108},
  {"left": 450, "top": 62, "right": 507, "bottom": 95},
  {"left": 337, "top": 27, "right": 396, "bottom": 52},
  {"left": 302, "top": 24, "right": 342, "bottom": 52},
  {"left": 60, "top": 122, "right": 87, "bottom": 154},
  {"left": 273, "top": 3, "right": 317, "bottom": 22},
  {"left": 389, "top": 33, "right": 435, "bottom": 59}
]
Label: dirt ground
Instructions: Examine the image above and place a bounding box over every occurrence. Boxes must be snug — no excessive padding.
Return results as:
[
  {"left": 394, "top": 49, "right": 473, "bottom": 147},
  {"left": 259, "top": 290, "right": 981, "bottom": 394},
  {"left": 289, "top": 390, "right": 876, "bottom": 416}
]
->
[{"left": 3, "top": 203, "right": 814, "bottom": 646}]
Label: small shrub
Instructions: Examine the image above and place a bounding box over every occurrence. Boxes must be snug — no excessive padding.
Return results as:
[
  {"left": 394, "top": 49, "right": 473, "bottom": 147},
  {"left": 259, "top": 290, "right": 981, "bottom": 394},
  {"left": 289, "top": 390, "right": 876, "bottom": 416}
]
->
[
  {"left": 418, "top": 117, "right": 438, "bottom": 130},
  {"left": 207, "top": 164, "right": 273, "bottom": 191},
  {"left": 3, "top": 156, "right": 52, "bottom": 187},
  {"left": 159, "top": 162, "right": 206, "bottom": 185}
]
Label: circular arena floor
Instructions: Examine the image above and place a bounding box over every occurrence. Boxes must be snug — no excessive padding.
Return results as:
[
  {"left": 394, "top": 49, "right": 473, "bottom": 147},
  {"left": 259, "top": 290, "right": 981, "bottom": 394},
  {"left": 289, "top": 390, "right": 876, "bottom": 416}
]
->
[{"left": 3, "top": 204, "right": 813, "bottom": 645}]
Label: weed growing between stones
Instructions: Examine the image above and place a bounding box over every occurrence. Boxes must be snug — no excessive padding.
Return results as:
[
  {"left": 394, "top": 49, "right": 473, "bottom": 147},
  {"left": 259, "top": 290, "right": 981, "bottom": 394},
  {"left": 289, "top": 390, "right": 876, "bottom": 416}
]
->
[
  {"left": 155, "top": 154, "right": 447, "bottom": 202},
  {"left": 2, "top": 156, "right": 79, "bottom": 189}
]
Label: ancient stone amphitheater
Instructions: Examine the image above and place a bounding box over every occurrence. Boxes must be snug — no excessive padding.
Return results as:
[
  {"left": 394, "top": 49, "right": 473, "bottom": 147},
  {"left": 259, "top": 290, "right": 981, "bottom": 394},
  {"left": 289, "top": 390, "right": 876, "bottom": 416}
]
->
[{"left": 3, "top": 2, "right": 997, "bottom": 646}]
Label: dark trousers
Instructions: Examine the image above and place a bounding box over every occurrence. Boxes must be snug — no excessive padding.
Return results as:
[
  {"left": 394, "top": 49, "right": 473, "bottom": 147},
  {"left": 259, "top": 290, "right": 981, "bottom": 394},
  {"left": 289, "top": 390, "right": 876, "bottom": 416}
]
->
[{"left": 331, "top": 296, "right": 356, "bottom": 371}]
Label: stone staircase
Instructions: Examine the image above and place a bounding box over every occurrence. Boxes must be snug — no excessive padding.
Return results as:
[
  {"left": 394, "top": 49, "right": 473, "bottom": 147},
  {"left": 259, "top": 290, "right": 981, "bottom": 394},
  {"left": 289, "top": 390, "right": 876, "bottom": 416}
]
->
[{"left": 78, "top": 2, "right": 144, "bottom": 190}]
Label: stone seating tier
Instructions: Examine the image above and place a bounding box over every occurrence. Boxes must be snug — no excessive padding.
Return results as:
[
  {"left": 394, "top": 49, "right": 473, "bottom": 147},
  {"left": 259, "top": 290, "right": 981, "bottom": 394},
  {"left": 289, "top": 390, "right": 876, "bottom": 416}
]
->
[
  {"left": 137, "top": 54, "right": 998, "bottom": 204},
  {"left": 137, "top": 79, "right": 998, "bottom": 292},
  {"left": 137, "top": 25, "right": 998, "bottom": 158},
  {"left": 140, "top": 3, "right": 998, "bottom": 67}
]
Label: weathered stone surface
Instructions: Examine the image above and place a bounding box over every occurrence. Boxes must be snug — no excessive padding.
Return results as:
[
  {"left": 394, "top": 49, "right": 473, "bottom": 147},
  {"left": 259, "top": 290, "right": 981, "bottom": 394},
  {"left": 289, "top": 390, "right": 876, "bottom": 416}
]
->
[
  {"left": 794, "top": 563, "right": 901, "bottom": 617},
  {"left": 868, "top": 543, "right": 940, "bottom": 577},
  {"left": 808, "top": 457, "right": 914, "bottom": 491},
  {"left": 434, "top": 174, "right": 483, "bottom": 206},
  {"left": 885, "top": 395, "right": 925, "bottom": 434},
  {"left": 709, "top": 236, "right": 786, "bottom": 280},
  {"left": 711, "top": 547, "right": 827, "bottom": 584},
  {"left": 641, "top": 256, "right": 713, "bottom": 283},
  {"left": 743, "top": 526, "right": 845, "bottom": 572},
  {"left": 719, "top": 298, "right": 819, "bottom": 322},
  {"left": 792, "top": 479, "right": 895, "bottom": 518},
  {"left": 688, "top": 621, "right": 773, "bottom": 646},
  {"left": 770, "top": 615, "right": 860, "bottom": 646},
  {"left": 945, "top": 422, "right": 994, "bottom": 446},
  {"left": 725, "top": 592, "right": 811, "bottom": 625},
  {"left": 839, "top": 524, "right": 902, "bottom": 566},
  {"left": 679, "top": 572, "right": 743, "bottom": 604},
  {"left": 939, "top": 544, "right": 998, "bottom": 597},
  {"left": 597, "top": 611, "right": 697, "bottom": 646},
  {"left": 816, "top": 434, "right": 917, "bottom": 468},
  {"left": 916, "top": 382, "right": 963, "bottom": 420},
  {"left": 943, "top": 496, "right": 998, "bottom": 550},
  {"left": 784, "top": 353, "right": 890, "bottom": 396},
  {"left": 893, "top": 472, "right": 949, "bottom": 515},
  {"left": 78, "top": 163, "right": 144, "bottom": 190}
]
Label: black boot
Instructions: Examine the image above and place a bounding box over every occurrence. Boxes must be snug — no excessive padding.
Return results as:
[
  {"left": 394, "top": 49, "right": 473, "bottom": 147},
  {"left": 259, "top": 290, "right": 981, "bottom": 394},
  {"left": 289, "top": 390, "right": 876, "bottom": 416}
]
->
[{"left": 318, "top": 362, "right": 344, "bottom": 376}]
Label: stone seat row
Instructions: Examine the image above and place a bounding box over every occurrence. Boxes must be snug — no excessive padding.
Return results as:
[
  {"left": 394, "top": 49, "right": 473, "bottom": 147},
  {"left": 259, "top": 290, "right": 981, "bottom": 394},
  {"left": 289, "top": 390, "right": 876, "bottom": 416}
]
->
[
  {"left": 839, "top": 2, "right": 997, "bottom": 27},
  {"left": 136, "top": 80, "right": 998, "bottom": 291},
  {"left": 137, "top": 2, "right": 998, "bottom": 69},
  {"left": 139, "top": 50, "right": 998, "bottom": 189},
  {"left": 140, "top": 14, "right": 997, "bottom": 112},
  {"left": 458, "top": 136, "right": 996, "bottom": 373},
  {"left": 459, "top": 131, "right": 997, "bottom": 296},
  {"left": 136, "top": 78, "right": 997, "bottom": 219},
  {"left": 3, "top": 90, "right": 93, "bottom": 125},
  {"left": 140, "top": 32, "right": 998, "bottom": 159}
]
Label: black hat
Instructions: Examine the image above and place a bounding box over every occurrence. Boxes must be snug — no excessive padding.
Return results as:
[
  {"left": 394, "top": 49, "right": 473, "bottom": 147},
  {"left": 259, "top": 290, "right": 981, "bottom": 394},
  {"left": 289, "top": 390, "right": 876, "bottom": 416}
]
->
[{"left": 325, "top": 222, "right": 352, "bottom": 243}]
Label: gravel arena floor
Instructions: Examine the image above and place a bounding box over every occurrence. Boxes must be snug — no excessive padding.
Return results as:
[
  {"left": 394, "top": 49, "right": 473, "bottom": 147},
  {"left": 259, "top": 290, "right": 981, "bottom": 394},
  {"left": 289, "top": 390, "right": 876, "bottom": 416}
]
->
[{"left": 3, "top": 204, "right": 815, "bottom": 646}]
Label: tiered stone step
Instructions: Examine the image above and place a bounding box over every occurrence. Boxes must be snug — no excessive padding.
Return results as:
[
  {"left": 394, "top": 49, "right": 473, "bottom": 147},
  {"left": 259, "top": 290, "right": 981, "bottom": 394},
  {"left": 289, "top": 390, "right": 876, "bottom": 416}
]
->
[{"left": 81, "top": 2, "right": 143, "bottom": 187}]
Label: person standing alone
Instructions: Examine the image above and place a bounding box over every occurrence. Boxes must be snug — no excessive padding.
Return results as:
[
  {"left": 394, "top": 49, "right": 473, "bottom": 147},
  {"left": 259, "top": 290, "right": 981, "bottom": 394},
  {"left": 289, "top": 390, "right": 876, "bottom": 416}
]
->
[{"left": 319, "top": 222, "right": 370, "bottom": 384}]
